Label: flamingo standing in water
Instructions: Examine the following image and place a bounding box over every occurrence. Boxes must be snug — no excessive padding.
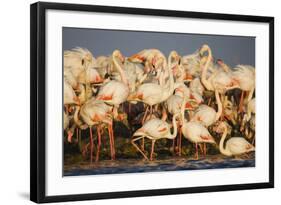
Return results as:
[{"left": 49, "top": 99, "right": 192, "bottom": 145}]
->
[
  {"left": 214, "top": 121, "right": 255, "bottom": 156},
  {"left": 131, "top": 112, "right": 180, "bottom": 161},
  {"left": 127, "top": 51, "right": 177, "bottom": 123},
  {"left": 74, "top": 98, "right": 114, "bottom": 162}
]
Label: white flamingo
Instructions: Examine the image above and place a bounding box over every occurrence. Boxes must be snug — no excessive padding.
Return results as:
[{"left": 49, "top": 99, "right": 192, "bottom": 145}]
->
[
  {"left": 64, "top": 79, "right": 80, "bottom": 106},
  {"left": 214, "top": 121, "right": 255, "bottom": 156},
  {"left": 63, "top": 47, "right": 95, "bottom": 80},
  {"left": 232, "top": 65, "right": 255, "bottom": 112},
  {"left": 180, "top": 95, "right": 216, "bottom": 159},
  {"left": 131, "top": 113, "right": 179, "bottom": 161},
  {"left": 127, "top": 51, "right": 177, "bottom": 123},
  {"left": 96, "top": 50, "right": 129, "bottom": 117},
  {"left": 74, "top": 98, "right": 115, "bottom": 162}
]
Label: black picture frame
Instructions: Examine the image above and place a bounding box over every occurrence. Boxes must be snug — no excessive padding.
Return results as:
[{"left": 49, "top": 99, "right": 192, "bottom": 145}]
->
[{"left": 30, "top": 1, "right": 274, "bottom": 203}]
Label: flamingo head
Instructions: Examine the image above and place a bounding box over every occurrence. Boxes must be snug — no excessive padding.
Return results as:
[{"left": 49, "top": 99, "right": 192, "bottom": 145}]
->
[
  {"left": 213, "top": 121, "right": 231, "bottom": 134},
  {"left": 199, "top": 44, "right": 210, "bottom": 57},
  {"left": 113, "top": 49, "right": 125, "bottom": 63}
]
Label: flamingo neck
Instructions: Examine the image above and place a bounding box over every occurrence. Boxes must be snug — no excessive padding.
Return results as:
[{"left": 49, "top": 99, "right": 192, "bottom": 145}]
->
[
  {"left": 168, "top": 113, "right": 178, "bottom": 139},
  {"left": 201, "top": 46, "right": 214, "bottom": 90},
  {"left": 180, "top": 95, "right": 188, "bottom": 125},
  {"left": 215, "top": 90, "right": 223, "bottom": 121},
  {"left": 113, "top": 53, "right": 128, "bottom": 85},
  {"left": 162, "top": 53, "right": 175, "bottom": 100},
  {"left": 219, "top": 124, "right": 232, "bottom": 156}
]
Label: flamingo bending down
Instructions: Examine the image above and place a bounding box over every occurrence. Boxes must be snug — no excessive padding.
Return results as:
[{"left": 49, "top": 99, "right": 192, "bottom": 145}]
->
[
  {"left": 214, "top": 121, "right": 255, "bottom": 156},
  {"left": 131, "top": 113, "right": 179, "bottom": 161}
]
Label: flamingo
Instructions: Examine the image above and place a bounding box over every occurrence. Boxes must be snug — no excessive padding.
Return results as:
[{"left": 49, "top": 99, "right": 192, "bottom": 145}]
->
[
  {"left": 96, "top": 50, "right": 129, "bottom": 117},
  {"left": 200, "top": 45, "right": 240, "bottom": 120},
  {"left": 190, "top": 77, "right": 204, "bottom": 96},
  {"left": 131, "top": 112, "right": 180, "bottom": 161},
  {"left": 64, "top": 79, "right": 80, "bottom": 106},
  {"left": 166, "top": 84, "right": 200, "bottom": 156},
  {"left": 63, "top": 47, "right": 95, "bottom": 80},
  {"left": 128, "top": 49, "right": 167, "bottom": 74},
  {"left": 200, "top": 44, "right": 239, "bottom": 93},
  {"left": 181, "top": 49, "right": 201, "bottom": 81},
  {"left": 127, "top": 51, "right": 177, "bottom": 123},
  {"left": 191, "top": 89, "right": 223, "bottom": 126},
  {"left": 180, "top": 95, "right": 216, "bottom": 159},
  {"left": 74, "top": 98, "right": 115, "bottom": 162},
  {"left": 214, "top": 121, "right": 255, "bottom": 156},
  {"left": 232, "top": 65, "right": 255, "bottom": 112}
]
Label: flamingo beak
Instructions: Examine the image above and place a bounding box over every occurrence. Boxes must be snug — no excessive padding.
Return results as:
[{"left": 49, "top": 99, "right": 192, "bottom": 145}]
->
[
  {"left": 128, "top": 54, "right": 144, "bottom": 62},
  {"left": 185, "top": 102, "right": 193, "bottom": 109}
]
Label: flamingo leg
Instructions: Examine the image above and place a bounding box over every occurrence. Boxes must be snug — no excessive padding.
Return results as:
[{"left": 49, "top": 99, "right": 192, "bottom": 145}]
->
[
  {"left": 111, "top": 124, "right": 116, "bottom": 160},
  {"left": 195, "top": 143, "right": 199, "bottom": 160},
  {"left": 142, "top": 106, "right": 149, "bottom": 125},
  {"left": 172, "top": 138, "right": 175, "bottom": 154},
  {"left": 131, "top": 136, "right": 149, "bottom": 160},
  {"left": 141, "top": 138, "right": 145, "bottom": 152},
  {"left": 150, "top": 140, "right": 156, "bottom": 161},
  {"left": 239, "top": 91, "right": 245, "bottom": 113},
  {"left": 199, "top": 144, "right": 204, "bottom": 155},
  {"left": 107, "top": 126, "right": 113, "bottom": 160},
  {"left": 149, "top": 105, "right": 153, "bottom": 120},
  {"left": 178, "top": 125, "right": 182, "bottom": 156},
  {"left": 89, "top": 126, "right": 94, "bottom": 163},
  {"left": 76, "top": 128, "right": 79, "bottom": 143},
  {"left": 204, "top": 143, "right": 206, "bottom": 157},
  {"left": 95, "top": 125, "right": 102, "bottom": 162},
  {"left": 128, "top": 103, "right": 132, "bottom": 116}
]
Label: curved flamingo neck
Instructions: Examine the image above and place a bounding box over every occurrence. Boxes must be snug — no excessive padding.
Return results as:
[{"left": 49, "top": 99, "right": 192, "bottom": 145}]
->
[
  {"left": 168, "top": 113, "right": 179, "bottom": 139},
  {"left": 113, "top": 52, "right": 128, "bottom": 85},
  {"left": 219, "top": 124, "right": 232, "bottom": 156},
  {"left": 201, "top": 46, "right": 214, "bottom": 90},
  {"left": 161, "top": 52, "right": 175, "bottom": 100},
  {"left": 215, "top": 90, "right": 223, "bottom": 121}
]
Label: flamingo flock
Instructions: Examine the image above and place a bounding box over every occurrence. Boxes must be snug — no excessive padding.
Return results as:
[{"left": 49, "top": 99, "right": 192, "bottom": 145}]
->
[{"left": 64, "top": 44, "right": 255, "bottom": 163}]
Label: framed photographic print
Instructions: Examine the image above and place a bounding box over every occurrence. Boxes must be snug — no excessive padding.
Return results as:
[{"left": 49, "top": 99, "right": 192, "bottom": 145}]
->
[{"left": 30, "top": 1, "right": 274, "bottom": 203}]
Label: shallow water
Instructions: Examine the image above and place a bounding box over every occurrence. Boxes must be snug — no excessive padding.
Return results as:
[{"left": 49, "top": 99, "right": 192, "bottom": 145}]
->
[{"left": 64, "top": 155, "right": 255, "bottom": 176}]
